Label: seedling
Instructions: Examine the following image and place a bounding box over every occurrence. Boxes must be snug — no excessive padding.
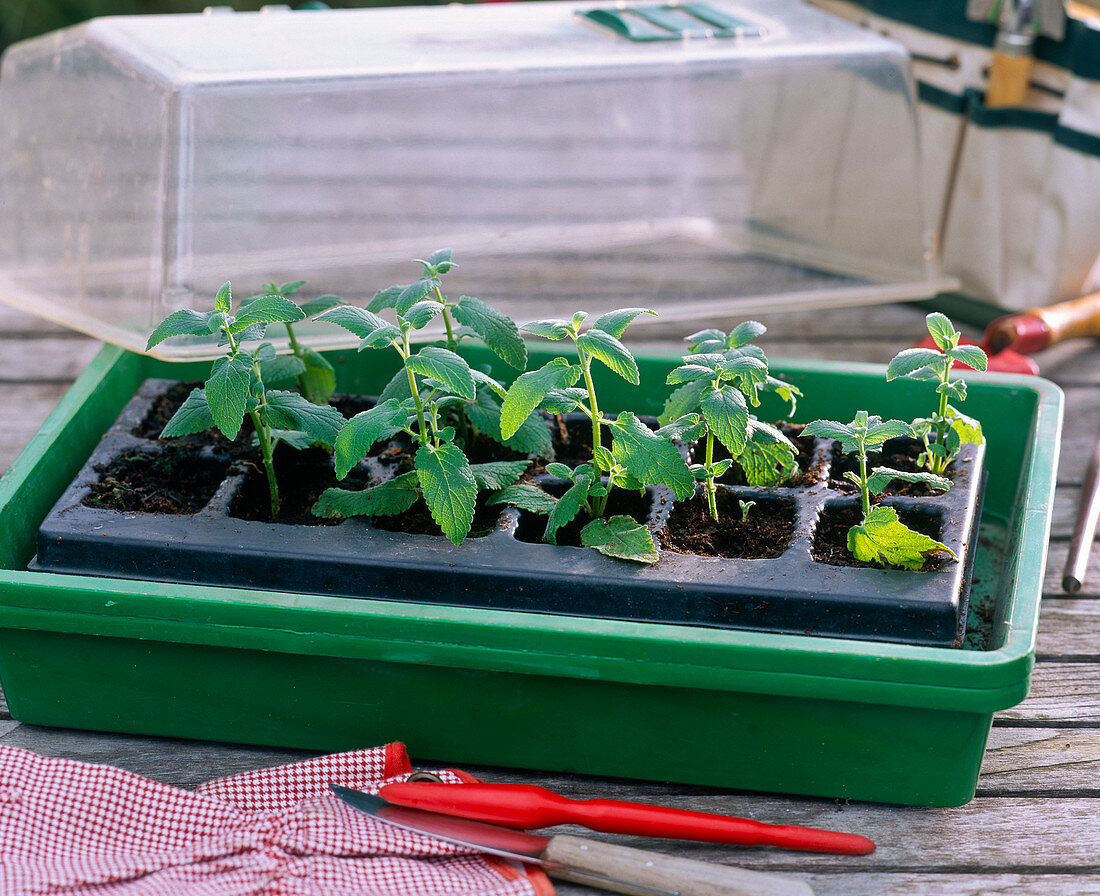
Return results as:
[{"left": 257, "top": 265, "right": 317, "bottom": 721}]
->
[
  {"left": 495, "top": 309, "right": 694, "bottom": 563},
  {"left": 311, "top": 257, "right": 534, "bottom": 544},
  {"left": 244, "top": 280, "right": 344, "bottom": 406},
  {"left": 363, "top": 249, "right": 546, "bottom": 455},
  {"left": 738, "top": 499, "right": 756, "bottom": 521},
  {"left": 886, "top": 312, "right": 987, "bottom": 475},
  {"left": 660, "top": 322, "right": 801, "bottom": 521},
  {"left": 146, "top": 282, "right": 346, "bottom": 518},
  {"left": 803, "top": 412, "right": 954, "bottom": 569}
]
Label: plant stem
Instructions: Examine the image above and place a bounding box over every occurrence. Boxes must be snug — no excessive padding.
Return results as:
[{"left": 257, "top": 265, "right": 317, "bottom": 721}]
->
[
  {"left": 251, "top": 409, "right": 280, "bottom": 519},
  {"left": 705, "top": 431, "right": 719, "bottom": 521},
  {"left": 579, "top": 348, "right": 609, "bottom": 518},
  {"left": 399, "top": 336, "right": 430, "bottom": 445},
  {"left": 859, "top": 444, "right": 871, "bottom": 521}
]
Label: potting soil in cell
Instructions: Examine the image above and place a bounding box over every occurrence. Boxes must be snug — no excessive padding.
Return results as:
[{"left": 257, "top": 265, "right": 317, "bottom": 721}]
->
[{"left": 30, "top": 379, "right": 986, "bottom": 647}]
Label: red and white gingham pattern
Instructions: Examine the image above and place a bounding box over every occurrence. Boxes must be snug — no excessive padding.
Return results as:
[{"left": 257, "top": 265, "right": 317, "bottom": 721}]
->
[{"left": 0, "top": 743, "right": 554, "bottom": 896}]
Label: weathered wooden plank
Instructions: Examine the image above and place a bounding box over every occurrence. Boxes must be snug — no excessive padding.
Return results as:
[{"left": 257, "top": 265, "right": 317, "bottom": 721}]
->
[
  {"left": 1036, "top": 599, "right": 1100, "bottom": 658},
  {"left": 1043, "top": 541, "right": 1100, "bottom": 597},
  {"left": 998, "top": 662, "right": 1100, "bottom": 724},
  {"left": 0, "top": 382, "right": 89, "bottom": 475},
  {"left": 0, "top": 335, "right": 102, "bottom": 383},
  {"left": 980, "top": 727, "right": 1100, "bottom": 794}
]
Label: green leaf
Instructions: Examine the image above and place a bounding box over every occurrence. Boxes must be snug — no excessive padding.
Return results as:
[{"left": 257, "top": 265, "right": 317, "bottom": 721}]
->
[
  {"left": 949, "top": 344, "right": 988, "bottom": 371},
  {"left": 886, "top": 347, "right": 945, "bottom": 381},
  {"left": 313, "top": 472, "right": 420, "bottom": 519},
  {"left": 278, "top": 280, "right": 307, "bottom": 296},
  {"left": 762, "top": 376, "right": 802, "bottom": 416},
  {"left": 521, "top": 319, "right": 572, "bottom": 340},
  {"left": 378, "top": 366, "right": 413, "bottom": 404},
  {"left": 590, "top": 308, "right": 656, "bottom": 339},
  {"left": 539, "top": 387, "right": 587, "bottom": 414},
  {"left": 500, "top": 358, "right": 581, "bottom": 439},
  {"left": 159, "top": 388, "right": 215, "bottom": 438},
  {"left": 581, "top": 515, "right": 659, "bottom": 564},
  {"left": 267, "top": 429, "right": 315, "bottom": 452},
  {"left": 299, "top": 348, "right": 337, "bottom": 406},
  {"left": 925, "top": 312, "right": 958, "bottom": 353},
  {"left": 865, "top": 418, "right": 913, "bottom": 448},
  {"left": 866, "top": 467, "right": 952, "bottom": 496},
  {"left": 318, "top": 306, "right": 400, "bottom": 348},
  {"left": 205, "top": 354, "right": 253, "bottom": 438},
  {"left": 655, "top": 413, "right": 704, "bottom": 442},
  {"left": 593, "top": 445, "right": 615, "bottom": 471},
  {"left": 848, "top": 505, "right": 956, "bottom": 570},
  {"left": 545, "top": 463, "right": 574, "bottom": 479},
  {"left": 470, "top": 369, "right": 507, "bottom": 398},
  {"left": 333, "top": 399, "right": 408, "bottom": 478},
  {"left": 451, "top": 295, "right": 527, "bottom": 370},
  {"left": 416, "top": 443, "right": 478, "bottom": 545},
  {"left": 407, "top": 346, "right": 475, "bottom": 401},
  {"left": 367, "top": 285, "right": 405, "bottom": 313},
  {"left": 577, "top": 329, "right": 639, "bottom": 384},
  {"left": 726, "top": 320, "right": 766, "bottom": 348},
  {"left": 659, "top": 379, "right": 708, "bottom": 425},
  {"left": 738, "top": 426, "right": 797, "bottom": 486},
  {"left": 261, "top": 390, "right": 345, "bottom": 448},
  {"left": 260, "top": 353, "right": 307, "bottom": 385},
  {"left": 214, "top": 281, "right": 232, "bottom": 313},
  {"left": 666, "top": 364, "right": 718, "bottom": 386},
  {"left": 230, "top": 294, "right": 305, "bottom": 333},
  {"left": 147, "top": 309, "right": 215, "bottom": 350},
  {"left": 416, "top": 248, "right": 456, "bottom": 275},
  {"left": 465, "top": 389, "right": 554, "bottom": 458},
  {"left": 487, "top": 483, "right": 558, "bottom": 514},
  {"left": 298, "top": 294, "right": 345, "bottom": 318},
  {"left": 396, "top": 278, "right": 440, "bottom": 316},
  {"left": 608, "top": 411, "right": 694, "bottom": 500},
  {"left": 947, "top": 406, "right": 984, "bottom": 447},
  {"left": 700, "top": 387, "right": 749, "bottom": 456},
  {"left": 686, "top": 329, "right": 726, "bottom": 353},
  {"left": 544, "top": 474, "right": 594, "bottom": 544},
  {"left": 469, "top": 460, "right": 531, "bottom": 490},
  {"left": 403, "top": 300, "right": 443, "bottom": 330}
]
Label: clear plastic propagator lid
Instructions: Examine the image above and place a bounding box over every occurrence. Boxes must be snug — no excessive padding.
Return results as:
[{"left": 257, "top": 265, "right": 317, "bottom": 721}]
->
[{"left": 0, "top": 0, "right": 942, "bottom": 359}]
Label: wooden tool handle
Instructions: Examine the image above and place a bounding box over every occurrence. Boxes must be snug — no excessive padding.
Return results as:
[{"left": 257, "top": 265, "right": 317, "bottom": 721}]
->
[
  {"left": 1036, "top": 291, "right": 1100, "bottom": 344},
  {"left": 543, "top": 833, "right": 814, "bottom": 896},
  {"left": 985, "top": 51, "right": 1033, "bottom": 108}
]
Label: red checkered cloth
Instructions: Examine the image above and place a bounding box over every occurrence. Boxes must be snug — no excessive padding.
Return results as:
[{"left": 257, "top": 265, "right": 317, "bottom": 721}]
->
[{"left": 0, "top": 743, "right": 554, "bottom": 896}]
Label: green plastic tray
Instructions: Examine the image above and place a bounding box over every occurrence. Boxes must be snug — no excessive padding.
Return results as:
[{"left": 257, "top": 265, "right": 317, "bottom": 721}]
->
[{"left": 0, "top": 343, "right": 1063, "bottom": 806}]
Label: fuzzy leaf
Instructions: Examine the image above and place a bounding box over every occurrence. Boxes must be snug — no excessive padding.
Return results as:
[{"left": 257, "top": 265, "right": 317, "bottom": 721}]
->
[
  {"left": 739, "top": 425, "right": 797, "bottom": 486},
  {"left": 466, "top": 389, "right": 554, "bottom": 458},
  {"left": 700, "top": 387, "right": 749, "bottom": 456},
  {"left": 726, "top": 320, "right": 766, "bottom": 348},
  {"left": 655, "top": 413, "right": 704, "bottom": 442},
  {"left": 590, "top": 308, "right": 655, "bottom": 339},
  {"left": 206, "top": 354, "right": 253, "bottom": 438},
  {"left": 333, "top": 399, "right": 408, "bottom": 478},
  {"left": 261, "top": 390, "right": 345, "bottom": 448},
  {"left": 948, "top": 406, "right": 984, "bottom": 447},
  {"left": 452, "top": 295, "right": 527, "bottom": 370},
  {"left": 367, "top": 285, "right": 405, "bottom": 313},
  {"left": 925, "top": 312, "right": 958, "bottom": 353},
  {"left": 659, "top": 379, "right": 708, "bottom": 425},
  {"left": 487, "top": 483, "right": 558, "bottom": 514},
  {"left": 867, "top": 467, "right": 952, "bottom": 496},
  {"left": 299, "top": 348, "right": 336, "bottom": 406},
  {"left": 416, "top": 248, "right": 456, "bottom": 275},
  {"left": 407, "top": 346, "right": 475, "bottom": 401},
  {"left": 521, "top": 319, "right": 572, "bottom": 340},
  {"left": 415, "top": 443, "right": 478, "bottom": 544},
  {"left": 887, "top": 348, "right": 944, "bottom": 381},
  {"left": 539, "top": 387, "right": 587, "bottom": 414},
  {"left": 608, "top": 411, "right": 693, "bottom": 500},
  {"left": 500, "top": 358, "right": 581, "bottom": 439},
  {"left": 318, "top": 306, "right": 400, "bottom": 347},
  {"left": 686, "top": 329, "right": 726, "bottom": 353},
  {"left": 949, "top": 344, "right": 988, "bottom": 371},
  {"left": 396, "top": 279, "right": 440, "bottom": 316},
  {"left": 471, "top": 369, "right": 507, "bottom": 398},
  {"left": 848, "top": 505, "right": 956, "bottom": 569},
  {"left": 666, "top": 364, "right": 718, "bottom": 386},
  {"left": 581, "top": 515, "right": 659, "bottom": 564},
  {"left": 403, "top": 300, "right": 443, "bottom": 330},
  {"left": 214, "top": 282, "right": 232, "bottom": 313},
  {"left": 544, "top": 473, "right": 593, "bottom": 544},
  {"left": 159, "top": 388, "right": 214, "bottom": 438},
  {"left": 762, "top": 376, "right": 802, "bottom": 416},
  {"left": 378, "top": 367, "right": 413, "bottom": 404},
  {"left": 576, "top": 330, "right": 639, "bottom": 384},
  {"left": 469, "top": 460, "right": 531, "bottom": 490},
  {"left": 865, "top": 418, "right": 913, "bottom": 448},
  {"left": 230, "top": 295, "right": 305, "bottom": 333},
  {"left": 313, "top": 472, "right": 420, "bottom": 519},
  {"left": 147, "top": 309, "right": 215, "bottom": 350},
  {"left": 260, "top": 353, "right": 307, "bottom": 385}
]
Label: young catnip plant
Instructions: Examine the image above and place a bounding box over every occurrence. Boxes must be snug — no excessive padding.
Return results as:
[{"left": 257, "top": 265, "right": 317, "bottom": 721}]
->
[
  {"left": 146, "top": 282, "right": 346, "bottom": 518},
  {"left": 659, "top": 322, "right": 802, "bottom": 521},
  {"left": 244, "top": 280, "right": 344, "bottom": 406},
  {"left": 885, "top": 312, "right": 987, "bottom": 475},
  {"left": 493, "top": 309, "right": 694, "bottom": 564},
  {"left": 803, "top": 411, "right": 954, "bottom": 569},
  {"left": 310, "top": 258, "right": 535, "bottom": 545}
]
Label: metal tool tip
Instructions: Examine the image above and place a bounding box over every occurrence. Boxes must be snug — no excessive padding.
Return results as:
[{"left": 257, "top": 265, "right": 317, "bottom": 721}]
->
[{"left": 1063, "top": 574, "right": 1083, "bottom": 593}]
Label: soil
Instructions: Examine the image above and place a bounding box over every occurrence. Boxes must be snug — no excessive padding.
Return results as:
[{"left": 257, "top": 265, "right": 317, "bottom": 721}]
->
[
  {"left": 369, "top": 495, "right": 502, "bottom": 539},
  {"left": 82, "top": 446, "right": 228, "bottom": 515},
  {"left": 134, "top": 381, "right": 254, "bottom": 456},
  {"left": 514, "top": 486, "right": 653, "bottom": 548},
  {"left": 661, "top": 491, "right": 795, "bottom": 559},
  {"left": 829, "top": 438, "right": 954, "bottom": 497},
  {"left": 811, "top": 502, "right": 948, "bottom": 571}
]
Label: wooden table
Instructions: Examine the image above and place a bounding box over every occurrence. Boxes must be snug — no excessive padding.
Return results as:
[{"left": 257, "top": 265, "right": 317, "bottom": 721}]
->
[{"left": 1, "top": 299, "right": 1098, "bottom": 895}]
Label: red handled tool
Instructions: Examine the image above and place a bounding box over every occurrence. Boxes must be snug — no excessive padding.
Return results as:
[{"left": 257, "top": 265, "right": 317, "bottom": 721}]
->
[{"left": 378, "top": 782, "right": 875, "bottom": 855}]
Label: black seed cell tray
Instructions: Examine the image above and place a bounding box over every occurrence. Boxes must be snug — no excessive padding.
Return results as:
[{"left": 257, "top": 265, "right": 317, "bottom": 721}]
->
[{"left": 30, "top": 379, "right": 985, "bottom": 646}]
